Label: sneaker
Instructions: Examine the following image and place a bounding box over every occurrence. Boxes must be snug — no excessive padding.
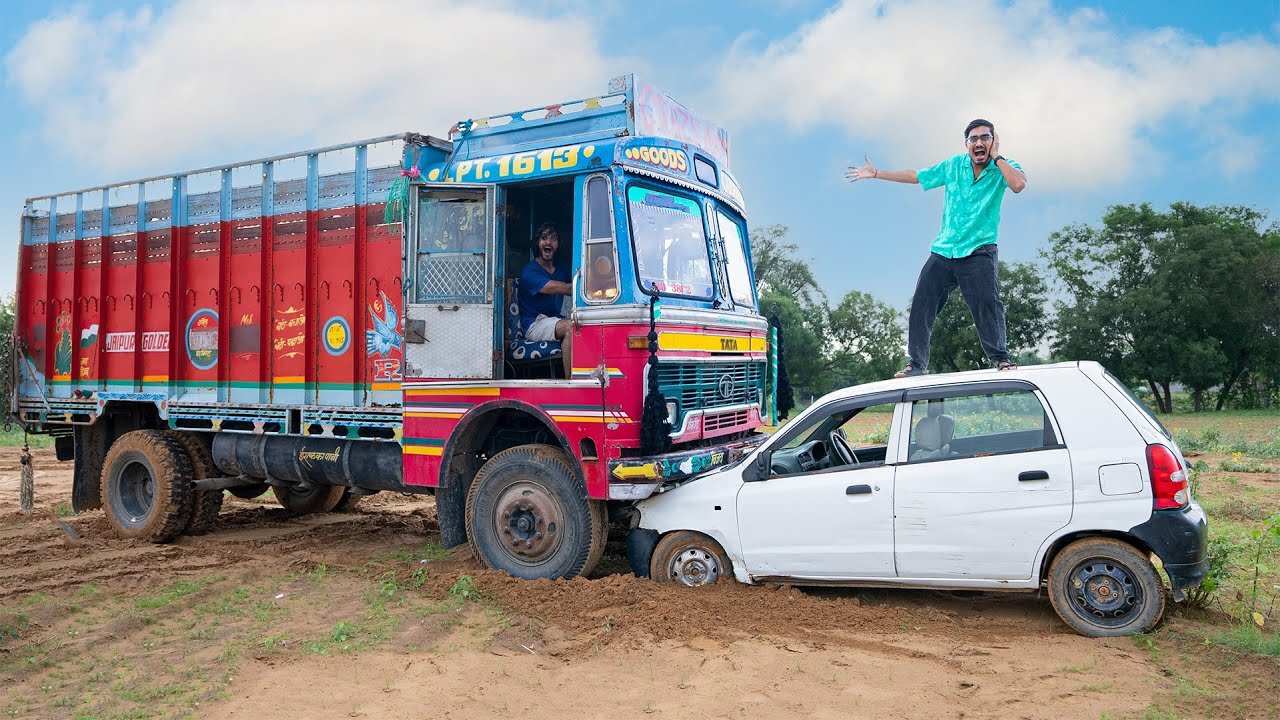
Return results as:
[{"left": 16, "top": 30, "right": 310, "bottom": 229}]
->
[
  {"left": 996, "top": 360, "right": 1019, "bottom": 371},
  {"left": 893, "top": 364, "right": 926, "bottom": 379}
]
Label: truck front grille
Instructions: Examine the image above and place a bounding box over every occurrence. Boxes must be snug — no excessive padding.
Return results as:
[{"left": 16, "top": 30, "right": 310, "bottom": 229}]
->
[{"left": 654, "top": 361, "right": 764, "bottom": 412}]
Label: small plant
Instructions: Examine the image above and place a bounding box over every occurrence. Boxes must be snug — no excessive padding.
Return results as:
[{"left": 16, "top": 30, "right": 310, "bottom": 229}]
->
[
  {"left": 1220, "top": 452, "right": 1279, "bottom": 474},
  {"left": 54, "top": 501, "right": 74, "bottom": 517},
  {"left": 448, "top": 575, "right": 479, "bottom": 601},
  {"left": 1186, "top": 535, "right": 1237, "bottom": 608}
]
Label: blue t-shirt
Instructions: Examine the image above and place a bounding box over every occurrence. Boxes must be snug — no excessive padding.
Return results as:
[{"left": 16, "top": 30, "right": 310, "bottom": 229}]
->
[{"left": 518, "top": 259, "right": 570, "bottom": 333}]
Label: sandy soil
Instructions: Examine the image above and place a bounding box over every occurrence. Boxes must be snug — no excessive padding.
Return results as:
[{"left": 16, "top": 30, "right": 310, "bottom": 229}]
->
[{"left": 1, "top": 446, "right": 1276, "bottom": 720}]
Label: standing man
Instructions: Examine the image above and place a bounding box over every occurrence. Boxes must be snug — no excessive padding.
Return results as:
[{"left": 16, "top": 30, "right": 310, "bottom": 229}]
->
[
  {"left": 517, "top": 221, "right": 573, "bottom": 378},
  {"left": 847, "top": 119, "right": 1026, "bottom": 377}
]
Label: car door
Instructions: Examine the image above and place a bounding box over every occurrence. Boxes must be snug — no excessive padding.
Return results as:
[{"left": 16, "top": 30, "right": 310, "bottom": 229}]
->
[
  {"left": 892, "top": 381, "right": 1073, "bottom": 581},
  {"left": 736, "top": 392, "right": 902, "bottom": 580}
]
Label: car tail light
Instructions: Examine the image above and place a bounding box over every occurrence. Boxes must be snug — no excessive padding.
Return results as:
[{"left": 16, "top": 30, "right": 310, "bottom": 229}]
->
[{"left": 1146, "top": 444, "right": 1188, "bottom": 509}]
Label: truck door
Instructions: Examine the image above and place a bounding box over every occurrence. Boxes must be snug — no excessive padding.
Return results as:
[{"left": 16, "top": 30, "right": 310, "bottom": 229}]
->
[{"left": 406, "top": 184, "right": 501, "bottom": 379}]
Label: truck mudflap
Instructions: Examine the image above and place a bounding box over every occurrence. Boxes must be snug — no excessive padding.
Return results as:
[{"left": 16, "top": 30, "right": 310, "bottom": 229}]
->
[
  {"left": 1129, "top": 502, "right": 1209, "bottom": 600},
  {"left": 607, "top": 433, "right": 766, "bottom": 500}
]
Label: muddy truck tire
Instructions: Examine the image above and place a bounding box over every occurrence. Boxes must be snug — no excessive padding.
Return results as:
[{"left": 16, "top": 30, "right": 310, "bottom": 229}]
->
[
  {"left": 100, "top": 430, "right": 195, "bottom": 543},
  {"left": 169, "top": 431, "right": 224, "bottom": 535},
  {"left": 465, "top": 444, "right": 605, "bottom": 580},
  {"left": 272, "top": 484, "right": 346, "bottom": 515}
]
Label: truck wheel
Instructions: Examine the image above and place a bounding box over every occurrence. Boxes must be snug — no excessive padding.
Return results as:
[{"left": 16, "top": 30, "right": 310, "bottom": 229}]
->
[
  {"left": 332, "top": 487, "right": 367, "bottom": 512},
  {"left": 99, "top": 430, "right": 195, "bottom": 543},
  {"left": 650, "top": 531, "right": 732, "bottom": 587},
  {"left": 465, "top": 444, "right": 601, "bottom": 580},
  {"left": 272, "top": 484, "right": 345, "bottom": 516},
  {"left": 169, "top": 432, "right": 223, "bottom": 535},
  {"left": 228, "top": 484, "right": 269, "bottom": 500},
  {"left": 1048, "top": 537, "right": 1167, "bottom": 637},
  {"left": 584, "top": 499, "right": 610, "bottom": 577}
]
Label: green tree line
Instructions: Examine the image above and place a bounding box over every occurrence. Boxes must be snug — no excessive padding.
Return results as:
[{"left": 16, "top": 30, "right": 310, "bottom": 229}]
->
[{"left": 754, "top": 202, "right": 1280, "bottom": 413}]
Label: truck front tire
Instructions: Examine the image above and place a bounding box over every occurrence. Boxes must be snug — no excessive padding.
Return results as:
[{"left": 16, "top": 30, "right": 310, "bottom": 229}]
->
[
  {"left": 465, "top": 444, "right": 605, "bottom": 580},
  {"left": 100, "top": 430, "right": 195, "bottom": 543}
]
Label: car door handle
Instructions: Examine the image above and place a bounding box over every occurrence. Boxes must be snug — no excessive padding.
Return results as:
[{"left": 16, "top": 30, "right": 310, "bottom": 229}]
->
[
  {"left": 846, "top": 484, "right": 873, "bottom": 495},
  {"left": 1019, "top": 470, "right": 1050, "bottom": 482}
]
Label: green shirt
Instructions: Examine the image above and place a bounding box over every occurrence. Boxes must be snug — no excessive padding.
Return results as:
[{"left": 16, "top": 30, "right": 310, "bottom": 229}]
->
[{"left": 917, "top": 153, "right": 1022, "bottom": 259}]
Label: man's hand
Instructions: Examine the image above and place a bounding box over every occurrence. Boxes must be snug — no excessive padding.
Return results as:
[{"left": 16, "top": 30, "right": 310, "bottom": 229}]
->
[
  {"left": 845, "top": 156, "right": 878, "bottom": 182},
  {"left": 990, "top": 131, "right": 1000, "bottom": 162}
]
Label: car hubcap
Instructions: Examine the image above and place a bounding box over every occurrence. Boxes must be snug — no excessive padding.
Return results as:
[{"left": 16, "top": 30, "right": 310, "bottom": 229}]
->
[
  {"left": 494, "top": 482, "right": 564, "bottom": 564},
  {"left": 670, "top": 548, "right": 721, "bottom": 587},
  {"left": 1068, "top": 558, "right": 1140, "bottom": 628}
]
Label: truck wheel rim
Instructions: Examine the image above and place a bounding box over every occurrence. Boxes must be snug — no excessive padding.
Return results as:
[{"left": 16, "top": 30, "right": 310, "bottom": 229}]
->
[
  {"left": 494, "top": 482, "right": 564, "bottom": 565},
  {"left": 118, "top": 460, "right": 155, "bottom": 524},
  {"left": 670, "top": 547, "right": 720, "bottom": 587},
  {"left": 1067, "top": 558, "right": 1141, "bottom": 628}
]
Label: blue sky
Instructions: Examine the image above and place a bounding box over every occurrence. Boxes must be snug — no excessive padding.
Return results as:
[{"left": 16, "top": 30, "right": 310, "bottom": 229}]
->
[{"left": 3, "top": 0, "right": 1279, "bottom": 311}]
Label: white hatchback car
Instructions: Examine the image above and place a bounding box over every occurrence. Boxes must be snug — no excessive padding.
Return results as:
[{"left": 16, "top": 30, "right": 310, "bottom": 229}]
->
[{"left": 627, "top": 362, "right": 1208, "bottom": 637}]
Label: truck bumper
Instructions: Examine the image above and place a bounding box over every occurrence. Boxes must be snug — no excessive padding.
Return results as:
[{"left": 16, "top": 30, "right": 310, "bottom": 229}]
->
[
  {"left": 1129, "top": 501, "right": 1209, "bottom": 600},
  {"left": 607, "top": 433, "right": 766, "bottom": 500}
]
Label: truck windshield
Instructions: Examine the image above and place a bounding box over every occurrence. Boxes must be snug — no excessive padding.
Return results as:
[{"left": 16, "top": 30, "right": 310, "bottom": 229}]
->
[
  {"left": 627, "top": 185, "right": 714, "bottom": 299},
  {"left": 716, "top": 208, "right": 754, "bottom": 308}
]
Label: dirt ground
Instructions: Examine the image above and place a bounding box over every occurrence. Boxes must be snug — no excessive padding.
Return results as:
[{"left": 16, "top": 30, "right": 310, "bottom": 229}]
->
[{"left": 1, "top": 445, "right": 1277, "bottom": 720}]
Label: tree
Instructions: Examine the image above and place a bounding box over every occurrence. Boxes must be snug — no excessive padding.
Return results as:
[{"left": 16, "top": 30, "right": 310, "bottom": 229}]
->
[
  {"left": 1045, "top": 203, "right": 1278, "bottom": 412},
  {"left": 825, "top": 291, "right": 904, "bottom": 387},
  {"left": 924, "top": 261, "right": 1049, "bottom": 373}
]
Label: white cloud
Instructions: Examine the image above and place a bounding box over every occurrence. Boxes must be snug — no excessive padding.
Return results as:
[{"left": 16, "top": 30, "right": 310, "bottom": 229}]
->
[
  {"left": 5, "top": 0, "right": 615, "bottom": 173},
  {"left": 717, "top": 0, "right": 1280, "bottom": 190}
]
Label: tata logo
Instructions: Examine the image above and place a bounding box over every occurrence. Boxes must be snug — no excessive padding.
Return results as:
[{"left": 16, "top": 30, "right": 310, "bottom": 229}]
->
[
  {"left": 719, "top": 338, "right": 739, "bottom": 351},
  {"left": 717, "top": 373, "right": 736, "bottom": 400}
]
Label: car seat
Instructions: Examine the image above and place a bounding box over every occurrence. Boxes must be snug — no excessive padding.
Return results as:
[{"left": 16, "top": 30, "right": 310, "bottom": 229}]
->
[
  {"left": 505, "top": 276, "right": 562, "bottom": 376},
  {"left": 910, "top": 414, "right": 956, "bottom": 461}
]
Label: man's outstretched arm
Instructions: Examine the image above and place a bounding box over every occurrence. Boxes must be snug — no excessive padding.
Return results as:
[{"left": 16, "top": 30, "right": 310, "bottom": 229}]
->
[{"left": 845, "top": 156, "right": 917, "bottom": 184}]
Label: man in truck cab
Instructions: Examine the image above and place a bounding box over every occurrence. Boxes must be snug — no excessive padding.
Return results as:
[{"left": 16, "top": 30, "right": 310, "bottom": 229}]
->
[{"left": 518, "top": 221, "right": 573, "bottom": 377}]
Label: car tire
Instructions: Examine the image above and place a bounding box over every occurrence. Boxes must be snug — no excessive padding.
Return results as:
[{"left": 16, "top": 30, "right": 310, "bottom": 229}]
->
[
  {"left": 650, "top": 531, "right": 733, "bottom": 587},
  {"left": 1048, "top": 537, "right": 1167, "bottom": 637},
  {"left": 272, "top": 484, "right": 346, "bottom": 516},
  {"left": 170, "top": 432, "right": 224, "bottom": 535},
  {"left": 465, "top": 444, "right": 601, "bottom": 580},
  {"left": 99, "top": 430, "right": 195, "bottom": 543}
]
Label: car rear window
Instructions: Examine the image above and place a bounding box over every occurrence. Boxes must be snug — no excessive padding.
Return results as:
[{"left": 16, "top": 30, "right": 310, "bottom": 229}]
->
[{"left": 1102, "top": 371, "right": 1172, "bottom": 440}]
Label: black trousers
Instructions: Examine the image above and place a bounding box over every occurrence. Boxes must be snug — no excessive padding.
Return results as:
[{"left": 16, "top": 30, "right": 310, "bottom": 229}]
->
[{"left": 907, "top": 243, "right": 1011, "bottom": 371}]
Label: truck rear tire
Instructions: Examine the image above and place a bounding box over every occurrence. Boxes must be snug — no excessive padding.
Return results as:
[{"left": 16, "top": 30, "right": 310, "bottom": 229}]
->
[
  {"left": 170, "top": 432, "right": 223, "bottom": 535},
  {"left": 1047, "top": 537, "right": 1167, "bottom": 637},
  {"left": 465, "top": 444, "right": 603, "bottom": 580},
  {"left": 272, "top": 484, "right": 345, "bottom": 516},
  {"left": 100, "top": 430, "right": 195, "bottom": 543}
]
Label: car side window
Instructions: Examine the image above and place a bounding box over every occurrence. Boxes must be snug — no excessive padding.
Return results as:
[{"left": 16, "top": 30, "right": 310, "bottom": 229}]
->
[
  {"left": 907, "top": 390, "right": 1057, "bottom": 463},
  {"left": 770, "top": 401, "right": 897, "bottom": 477}
]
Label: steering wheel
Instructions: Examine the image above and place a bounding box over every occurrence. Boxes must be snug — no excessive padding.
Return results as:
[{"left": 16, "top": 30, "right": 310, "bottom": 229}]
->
[{"left": 829, "top": 431, "right": 860, "bottom": 467}]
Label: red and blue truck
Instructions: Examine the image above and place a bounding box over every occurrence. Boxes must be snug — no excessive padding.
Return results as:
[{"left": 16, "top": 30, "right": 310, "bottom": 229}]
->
[{"left": 9, "top": 74, "right": 768, "bottom": 579}]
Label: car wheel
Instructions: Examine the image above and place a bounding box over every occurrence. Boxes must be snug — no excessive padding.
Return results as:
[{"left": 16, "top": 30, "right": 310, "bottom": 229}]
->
[
  {"left": 465, "top": 444, "right": 601, "bottom": 580},
  {"left": 99, "top": 430, "right": 195, "bottom": 543},
  {"left": 1048, "top": 537, "right": 1167, "bottom": 637},
  {"left": 650, "top": 531, "right": 732, "bottom": 587}
]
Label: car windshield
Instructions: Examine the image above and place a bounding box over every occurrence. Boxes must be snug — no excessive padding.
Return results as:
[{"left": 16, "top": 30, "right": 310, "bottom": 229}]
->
[{"left": 627, "top": 185, "right": 714, "bottom": 299}]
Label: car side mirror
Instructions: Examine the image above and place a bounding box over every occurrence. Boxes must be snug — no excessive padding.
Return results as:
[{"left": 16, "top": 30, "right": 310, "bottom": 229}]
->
[{"left": 743, "top": 450, "right": 770, "bottom": 482}]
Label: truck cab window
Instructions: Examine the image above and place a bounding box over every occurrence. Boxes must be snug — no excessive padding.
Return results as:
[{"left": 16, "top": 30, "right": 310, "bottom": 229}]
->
[
  {"left": 416, "top": 188, "right": 489, "bottom": 303},
  {"left": 716, "top": 209, "right": 754, "bottom": 308},
  {"left": 627, "top": 186, "right": 714, "bottom": 299},
  {"left": 583, "top": 175, "right": 618, "bottom": 303}
]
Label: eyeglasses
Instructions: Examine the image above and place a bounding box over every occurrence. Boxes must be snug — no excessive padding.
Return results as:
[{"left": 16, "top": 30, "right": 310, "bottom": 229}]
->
[{"left": 966, "top": 134, "right": 993, "bottom": 144}]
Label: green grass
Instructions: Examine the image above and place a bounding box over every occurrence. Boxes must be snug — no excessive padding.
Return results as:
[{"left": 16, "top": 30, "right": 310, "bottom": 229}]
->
[
  {"left": 1209, "top": 625, "right": 1280, "bottom": 657},
  {"left": 134, "top": 577, "right": 221, "bottom": 611},
  {"left": 0, "top": 427, "right": 54, "bottom": 448}
]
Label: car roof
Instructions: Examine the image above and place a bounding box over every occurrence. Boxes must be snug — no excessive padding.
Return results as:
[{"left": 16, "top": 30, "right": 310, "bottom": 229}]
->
[{"left": 814, "top": 361, "right": 1092, "bottom": 404}]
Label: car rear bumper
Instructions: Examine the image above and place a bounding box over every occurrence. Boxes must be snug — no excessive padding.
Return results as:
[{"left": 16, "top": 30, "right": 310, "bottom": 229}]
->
[{"left": 1129, "top": 501, "right": 1209, "bottom": 598}]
